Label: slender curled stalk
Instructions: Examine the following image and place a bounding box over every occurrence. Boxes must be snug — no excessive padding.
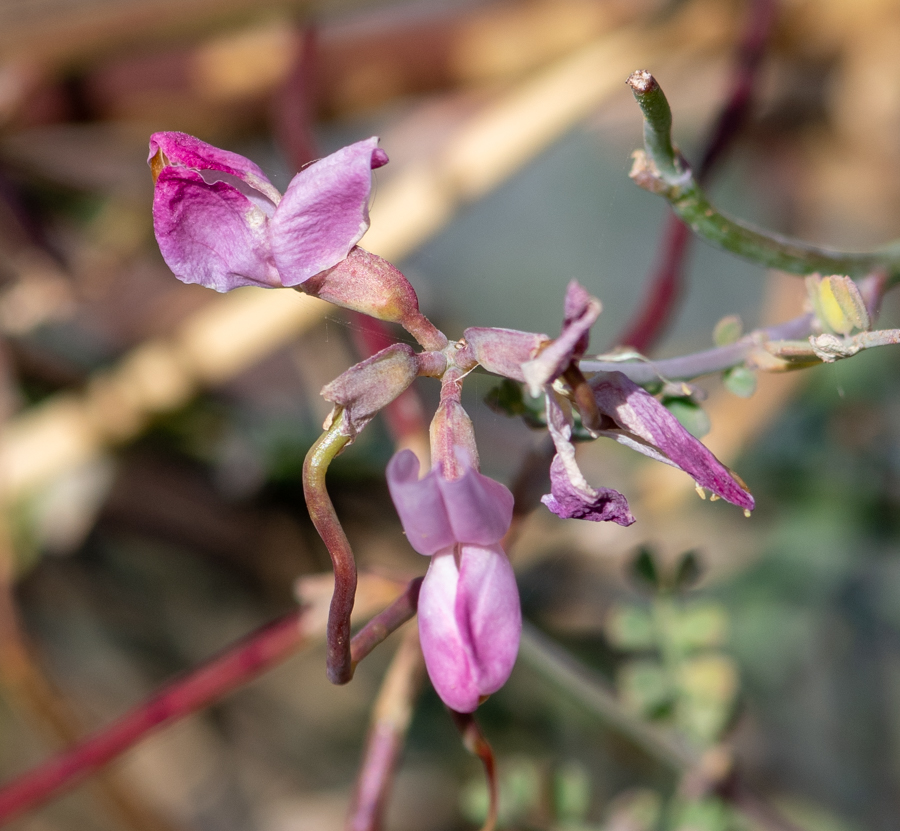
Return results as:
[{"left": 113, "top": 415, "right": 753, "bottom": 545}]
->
[
  {"left": 303, "top": 409, "right": 357, "bottom": 684},
  {"left": 626, "top": 70, "right": 900, "bottom": 281},
  {"left": 450, "top": 711, "right": 499, "bottom": 831}
]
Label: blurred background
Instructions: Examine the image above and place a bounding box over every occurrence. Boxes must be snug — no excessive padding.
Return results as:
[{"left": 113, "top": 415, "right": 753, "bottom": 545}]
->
[{"left": 2, "top": 0, "right": 900, "bottom": 828}]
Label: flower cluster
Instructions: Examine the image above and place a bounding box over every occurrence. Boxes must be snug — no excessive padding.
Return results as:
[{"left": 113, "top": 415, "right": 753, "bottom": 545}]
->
[{"left": 149, "top": 133, "right": 754, "bottom": 713}]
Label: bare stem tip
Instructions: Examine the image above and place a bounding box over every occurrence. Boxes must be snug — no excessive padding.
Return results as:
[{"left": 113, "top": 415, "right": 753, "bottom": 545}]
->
[{"left": 626, "top": 69, "right": 656, "bottom": 94}]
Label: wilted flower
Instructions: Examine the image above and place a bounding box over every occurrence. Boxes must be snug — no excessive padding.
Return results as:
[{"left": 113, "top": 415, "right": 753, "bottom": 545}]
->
[
  {"left": 386, "top": 410, "right": 520, "bottom": 713},
  {"left": 525, "top": 282, "right": 755, "bottom": 522},
  {"left": 148, "top": 132, "right": 387, "bottom": 292}
]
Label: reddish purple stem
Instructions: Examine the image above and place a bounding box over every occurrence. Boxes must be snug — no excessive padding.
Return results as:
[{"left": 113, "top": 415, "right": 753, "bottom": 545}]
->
[
  {"left": 351, "top": 578, "right": 422, "bottom": 670},
  {"left": 0, "top": 608, "right": 308, "bottom": 825},
  {"left": 346, "top": 625, "right": 425, "bottom": 831},
  {"left": 0, "top": 577, "right": 425, "bottom": 824},
  {"left": 450, "top": 711, "right": 498, "bottom": 831},
  {"left": 302, "top": 418, "right": 357, "bottom": 684}
]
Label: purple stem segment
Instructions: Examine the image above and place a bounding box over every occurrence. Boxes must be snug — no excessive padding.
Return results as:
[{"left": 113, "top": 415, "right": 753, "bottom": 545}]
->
[
  {"left": 346, "top": 625, "right": 425, "bottom": 831},
  {"left": 450, "top": 711, "right": 498, "bottom": 831},
  {"left": 351, "top": 578, "right": 422, "bottom": 670},
  {"left": 302, "top": 410, "right": 357, "bottom": 684},
  {"left": 0, "top": 577, "right": 427, "bottom": 825},
  {"left": 0, "top": 608, "right": 308, "bottom": 826}
]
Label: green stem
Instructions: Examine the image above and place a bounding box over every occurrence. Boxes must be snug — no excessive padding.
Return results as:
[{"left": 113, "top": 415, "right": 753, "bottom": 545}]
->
[
  {"left": 302, "top": 410, "right": 357, "bottom": 684},
  {"left": 627, "top": 70, "right": 900, "bottom": 280},
  {"left": 626, "top": 70, "right": 683, "bottom": 181},
  {"left": 518, "top": 622, "right": 696, "bottom": 773}
]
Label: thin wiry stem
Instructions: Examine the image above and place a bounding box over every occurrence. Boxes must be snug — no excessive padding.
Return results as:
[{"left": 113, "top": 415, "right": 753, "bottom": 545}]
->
[
  {"left": 350, "top": 578, "right": 422, "bottom": 670},
  {"left": 0, "top": 608, "right": 309, "bottom": 825},
  {"left": 581, "top": 313, "right": 813, "bottom": 383},
  {"left": 346, "top": 625, "right": 425, "bottom": 831},
  {"left": 450, "top": 711, "right": 499, "bottom": 831},
  {"left": 303, "top": 409, "right": 357, "bottom": 684}
]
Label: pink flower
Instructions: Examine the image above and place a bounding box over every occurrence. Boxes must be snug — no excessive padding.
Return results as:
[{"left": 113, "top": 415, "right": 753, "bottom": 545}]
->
[
  {"left": 386, "top": 449, "right": 520, "bottom": 712},
  {"left": 517, "top": 281, "right": 754, "bottom": 522},
  {"left": 149, "top": 132, "right": 387, "bottom": 292}
]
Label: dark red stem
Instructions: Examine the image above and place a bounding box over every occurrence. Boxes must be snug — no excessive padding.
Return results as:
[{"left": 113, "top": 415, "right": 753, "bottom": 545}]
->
[
  {"left": 450, "top": 711, "right": 498, "bottom": 831},
  {"left": 302, "top": 417, "right": 357, "bottom": 684},
  {"left": 350, "top": 578, "right": 422, "bottom": 670},
  {"left": 0, "top": 608, "right": 308, "bottom": 826}
]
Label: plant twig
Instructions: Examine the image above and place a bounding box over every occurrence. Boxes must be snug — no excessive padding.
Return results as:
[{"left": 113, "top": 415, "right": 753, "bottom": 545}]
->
[
  {"left": 0, "top": 607, "right": 310, "bottom": 825},
  {"left": 450, "top": 711, "right": 499, "bottom": 831},
  {"left": 518, "top": 622, "right": 696, "bottom": 772},
  {"left": 346, "top": 625, "right": 425, "bottom": 831},
  {"left": 581, "top": 313, "right": 813, "bottom": 383},
  {"left": 617, "top": 0, "right": 778, "bottom": 352},
  {"left": 302, "top": 409, "right": 357, "bottom": 684},
  {"left": 350, "top": 578, "right": 422, "bottom": 670},
  {"left": 627, "top": 71, "right": 900, "bottom": 281}
]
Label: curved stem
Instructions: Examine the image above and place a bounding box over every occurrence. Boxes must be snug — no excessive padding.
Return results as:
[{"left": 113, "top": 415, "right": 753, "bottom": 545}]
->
[
  {"left": 303, "top": 410, "right": 357, "bottom": 684},
  {"left": 617, "top": 0, "right": 778, "bottom": 351},
  {"left": 627, "top": 71, "right": 900, "bottom": 281},
  {"left": 449, "top": 711, "right": 499, "bottom": 831},
  {"left": 350, "top": 578, "right": 422, "bottom": 671}
]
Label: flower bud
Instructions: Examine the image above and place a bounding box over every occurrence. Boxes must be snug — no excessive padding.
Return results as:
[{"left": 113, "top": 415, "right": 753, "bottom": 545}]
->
[
  {"left": 462, "top": 327, "right": 547, "bottom": 381},
  {"left": 321, "top": 344, "right": 420, "bottom": 438}
]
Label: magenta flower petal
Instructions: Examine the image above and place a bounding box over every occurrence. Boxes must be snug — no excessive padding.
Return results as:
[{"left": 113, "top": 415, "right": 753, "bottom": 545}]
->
[
  {"left": 418, "top": 544, "right": 521, "bottom": 713},
  {"left": 386, "top": 450, "right": 515, "bottom": 555},
  {"left": 149, "top": 132, "right": 282, "bottom": 205},
  {"left": 150, "top": 132, "right": 388, "bottom": 292},
  {"left": 386, "top": 451, "right": 456, "bottom": 555},
  {"left": 542, "top": 454, "right": 634, "bottom": 524},
  {"left": 521, "top": 281, "right": 600, "bottom": 395},
  {"left": 153, "top": 167, "right": 281, "bottom": 291},
  {"left": 542, "top": 392, "right": 634, "bottom": 526},
  {"left": 592, "top": 371, "right": 755, "bottom": 511},
  {"left": 438, "top": 464, "right": 514, "bottom": 546},
  {"left": 270, "top": 137, "right": 387, "bottom": 286}
]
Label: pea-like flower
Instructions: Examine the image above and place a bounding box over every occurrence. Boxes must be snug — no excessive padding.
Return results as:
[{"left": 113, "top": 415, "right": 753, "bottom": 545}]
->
[
  {"left": 386, "top": 429, "right": 520, "bottom": 713},
  {"left": 148, "top": 132, "right": 387, "bottom": 292},
  {"left": 536, "top": 282, "right": 754, "bottom": 520}
]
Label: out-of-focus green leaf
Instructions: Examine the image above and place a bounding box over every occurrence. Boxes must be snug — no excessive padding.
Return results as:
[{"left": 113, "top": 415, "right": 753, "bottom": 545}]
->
[
  {"left": 713, "top": 314, "right": 744, "bottom": 346},
  {"left": 629, "top": 547, "right": 661, "bottom": 592},
  {"left": 601, "top": 789, "right": 661, "bottom": 831},
  {"left": 670, "top": 796, "right": 732, "bottom": 831},
  {"left": 553, "top": 761, "right": 592, "bottom": 824},
  {"left": 605, "top": 603, "right": 655, "bottom": 650},
  {"left": 723, "top": 365, "right": 757, "bottom": 398},
  {"left": 668, "top": 603, "right": 729, "bottom": 652},
  {"left": 673, "top": 550, "right": 703, "bottom": 591},
  {"left": 617, "top": 659, "right": 672, "bottom": 717}
]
